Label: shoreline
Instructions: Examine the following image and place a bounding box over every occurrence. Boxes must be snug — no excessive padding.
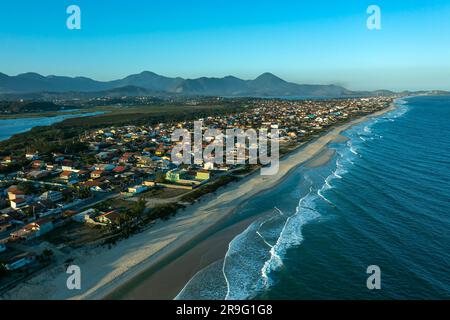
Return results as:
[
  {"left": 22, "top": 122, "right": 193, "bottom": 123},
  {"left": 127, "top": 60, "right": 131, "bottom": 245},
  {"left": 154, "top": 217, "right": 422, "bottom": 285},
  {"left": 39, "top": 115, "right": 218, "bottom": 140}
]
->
[{"left": 0, "top": 103, "right": 397, "bottom": 300}]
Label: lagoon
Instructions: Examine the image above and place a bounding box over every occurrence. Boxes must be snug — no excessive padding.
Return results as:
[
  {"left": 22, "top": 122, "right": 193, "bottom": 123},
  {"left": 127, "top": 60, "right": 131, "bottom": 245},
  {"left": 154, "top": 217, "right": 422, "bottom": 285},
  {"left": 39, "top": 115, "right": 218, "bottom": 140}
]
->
[{"left": 0, "top": 111, "right": 105, "bottom": 142}]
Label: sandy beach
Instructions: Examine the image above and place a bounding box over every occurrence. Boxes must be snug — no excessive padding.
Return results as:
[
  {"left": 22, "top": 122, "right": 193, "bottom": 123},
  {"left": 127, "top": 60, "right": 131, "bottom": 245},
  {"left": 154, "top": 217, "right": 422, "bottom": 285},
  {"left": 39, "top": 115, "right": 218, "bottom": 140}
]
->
[{"left": 0, "top": 104, "right": 396, "bottom": 300}]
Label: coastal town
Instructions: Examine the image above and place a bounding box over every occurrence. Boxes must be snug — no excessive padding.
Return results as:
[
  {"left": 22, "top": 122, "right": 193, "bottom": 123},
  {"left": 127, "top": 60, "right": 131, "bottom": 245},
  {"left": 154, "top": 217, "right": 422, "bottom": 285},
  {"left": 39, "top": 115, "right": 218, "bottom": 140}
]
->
[{"left": 0, "top": 96, "right": 393, "bottom": 291}]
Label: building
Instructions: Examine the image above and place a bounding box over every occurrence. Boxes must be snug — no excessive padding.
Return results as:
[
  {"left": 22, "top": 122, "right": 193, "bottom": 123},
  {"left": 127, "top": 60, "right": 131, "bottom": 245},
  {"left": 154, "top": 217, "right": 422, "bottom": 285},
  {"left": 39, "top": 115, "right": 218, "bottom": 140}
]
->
[
  {"left": 28, "top": 170, "right": 50, "bottom": 180},
  {"left": 10, "top": 218, "right": 54, "bottom": 240},
  {"left": 60, "top": 171, "right": 78, "bottom": 181},
  {"left": 72, "top": 208, "right": 97, "bottom": 223},
  {"left": 10, "top": 198, "right": 27, "bottom": 210},
  {"left": 128, "top": 185, "right": 148, "bottom": 194},
  {"left": 91, "top": 170, "right": 105, "bottom": 179},
  {"left": 196, "top": 170, "right": 211, "bottom": 181},
  {"left": 112, "top": 166, "right": 127, "bottom": 174},
  {"left": 7, "top": 187, "right": 25, "bottom": 201},
  {"left": 165, "top": 170, "right": 181, "bottom": 183},
  {"left": 143, "top": 180, "right": 156, "bottom": 187},
  {"left": 25, "top": 152, "right": 39, "bottom": 161},
  {"left": 40, "top": 191, "right": 63, "bottom": 203}
]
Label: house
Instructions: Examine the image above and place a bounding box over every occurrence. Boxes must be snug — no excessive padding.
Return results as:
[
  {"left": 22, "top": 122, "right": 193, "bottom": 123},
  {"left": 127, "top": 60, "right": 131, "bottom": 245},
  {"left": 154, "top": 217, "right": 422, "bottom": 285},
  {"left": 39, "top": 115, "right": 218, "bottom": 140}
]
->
[
  {"left": 77, "top": 170, "right": 89, "bottom": 179},
  {"left": 28, "top": 170, "right": 50, "bottom": 180},
  {"left": 72, "top": 208, "right": 96, "bottom": 223},
  {"left": 7, "top": 187, "right": 25, "bottom": 201},
  {"left": 83, "top": 180, "right": 108, "bottom": 192},
  {"left": 166, "top": 170, "right": 181, "bottom": 183},
  {"left": 112, "top": 166, "right": 127, "bottom": 174},
  {"left": 10, "top": 198, "right": 27, "bottom": 210},
  {"left": 60, "top": 171, "right": 78, "bottom": 181},
  {"left": 25, "top": 152, "right": 40, "bottom": 160},
  {"left": 40, "top": 191, "right": 63, "bottom": 203},
  {"left": 91, "top": 170, "right": 105, "bottom": 179},
  {"left": 1, "top": 156, "right": 13, "bottom": 164},
  {"left": 155, "top": 149, "right": 165, "bottom": 156},
  {"left": 5, "top": 253, "right": 36, "bottom": 271},
  {"left": 128, "top": 185, "right": 148, "bottom": 194},
  {"left": 52, "top": 153, "right": 65, "bottom": 162},
  {"left": 196, "top": 169, "right": 211, "bottom": 181},
  {"left": 10, "top": 218, "right": 54, "bottom": 240},
  {"left": 61, "top": 164, "right": 76, "bottom": 172},
  {"left": 31, "top": 160, "right": 46, "bottom": 170},
  {"left": 34, "top": 218, "right": 54, "bottom": 235},
  {"left": 143, "top": 180, "right": 156, "bottom": 187},
  {"left": 95, "top": 152, "right": 111, "bottom": 160},
  {"left": 97, "top": 210, "right": 122, "bottom": 225},
  {"left": 94, "top": 164, "right": 115, "bottom": 172}
]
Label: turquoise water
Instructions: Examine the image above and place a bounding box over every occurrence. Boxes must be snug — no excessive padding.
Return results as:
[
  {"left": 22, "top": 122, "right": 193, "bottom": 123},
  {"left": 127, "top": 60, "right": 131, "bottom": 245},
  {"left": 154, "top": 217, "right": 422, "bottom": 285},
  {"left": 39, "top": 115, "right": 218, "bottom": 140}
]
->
[
  {"left": 0, "top": 111, "right": 105, "bottom": 141},
  {"left": 176, "top": 95, "right": 450, "bottom": 300}
]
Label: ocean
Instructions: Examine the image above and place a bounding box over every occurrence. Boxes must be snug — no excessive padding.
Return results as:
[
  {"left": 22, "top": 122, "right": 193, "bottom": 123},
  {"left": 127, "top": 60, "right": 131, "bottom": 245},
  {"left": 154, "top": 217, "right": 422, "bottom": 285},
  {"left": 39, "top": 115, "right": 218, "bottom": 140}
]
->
[{"left": 176, "top": 95, "right": 450, "bottom": 300}]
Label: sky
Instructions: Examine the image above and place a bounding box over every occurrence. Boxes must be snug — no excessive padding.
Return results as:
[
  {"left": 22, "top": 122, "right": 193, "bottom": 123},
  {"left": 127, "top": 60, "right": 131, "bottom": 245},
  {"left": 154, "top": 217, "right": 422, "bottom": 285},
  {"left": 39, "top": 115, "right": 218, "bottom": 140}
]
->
[{"left": 1, "top": 0, "right": 450, "bottom": 91}]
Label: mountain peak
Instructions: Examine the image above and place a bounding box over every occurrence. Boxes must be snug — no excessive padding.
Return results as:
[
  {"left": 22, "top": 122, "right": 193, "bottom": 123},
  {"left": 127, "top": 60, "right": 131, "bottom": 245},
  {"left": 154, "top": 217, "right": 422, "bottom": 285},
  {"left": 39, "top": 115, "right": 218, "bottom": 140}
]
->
[
  {"left": 255, "top": 72, "right": 284, "bottom": 82},
  {"left": 17, "top": 72, "right": 46, "bottom": 79},
  {"left": 139, "top": 70, "right": 156, "bottom": 75}
]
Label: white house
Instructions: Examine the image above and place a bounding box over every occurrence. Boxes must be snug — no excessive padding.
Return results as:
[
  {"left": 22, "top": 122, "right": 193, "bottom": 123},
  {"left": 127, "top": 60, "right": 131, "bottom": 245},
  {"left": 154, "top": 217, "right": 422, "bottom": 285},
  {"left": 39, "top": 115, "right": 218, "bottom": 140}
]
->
[
  {"left": 72, "top": 209, "right": 97, "bottom": 223},
  {"left": 10, "top": 198, "right": 27, "bottom": 210}
]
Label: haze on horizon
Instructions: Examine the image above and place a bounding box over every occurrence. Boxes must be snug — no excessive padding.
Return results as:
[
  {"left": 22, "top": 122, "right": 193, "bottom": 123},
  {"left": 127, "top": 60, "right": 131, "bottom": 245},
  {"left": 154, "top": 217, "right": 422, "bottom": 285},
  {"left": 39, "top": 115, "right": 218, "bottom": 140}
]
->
[{"left": 1, "top": 0, "right": 450, "bottom": 92}]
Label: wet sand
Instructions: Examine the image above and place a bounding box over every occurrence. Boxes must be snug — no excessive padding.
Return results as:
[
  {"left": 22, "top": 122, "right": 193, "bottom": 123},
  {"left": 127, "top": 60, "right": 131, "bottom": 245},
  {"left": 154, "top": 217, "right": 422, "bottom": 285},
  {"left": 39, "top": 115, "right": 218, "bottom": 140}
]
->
[{"left": 305, "top": 148, "right": 336, "bottom": 168}]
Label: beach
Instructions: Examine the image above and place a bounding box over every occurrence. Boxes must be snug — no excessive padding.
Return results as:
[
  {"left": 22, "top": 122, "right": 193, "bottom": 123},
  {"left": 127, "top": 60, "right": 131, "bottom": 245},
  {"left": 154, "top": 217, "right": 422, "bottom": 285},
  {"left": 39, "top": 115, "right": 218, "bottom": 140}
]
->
[{"left": 0, "top": 104, "right": 396, "bottom": 300}]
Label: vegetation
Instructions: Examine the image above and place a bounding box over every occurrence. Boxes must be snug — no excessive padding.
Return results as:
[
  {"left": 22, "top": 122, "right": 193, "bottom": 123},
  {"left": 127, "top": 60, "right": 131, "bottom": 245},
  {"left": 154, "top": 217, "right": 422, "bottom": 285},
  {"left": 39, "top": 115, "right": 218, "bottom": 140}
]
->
[
  {"left": 0, "top": 101, "right": 67, "bottom": 114},
  {"left": 155, "top": 171, "right": 166, "bottom": 183},
  {"left": 17, "top": 182, "right": 38, "bottom": 195},
  {"left": 74, "top": 186, "right": 92, "bottom": 200},
  {"left": 146, "top": 203, "right": 185, "bottom": 221},
  {"left": 181, "top": 175, "right": 239, "bottom": 203},
  {"left": 0, "top": 263, "right": 8, "bottom": 279},
  {"left": 129, "top": 197, "right": 146, "bottom": 219},
  {"left": 40, "top": 249, "right": 54, "bottom": 262}
]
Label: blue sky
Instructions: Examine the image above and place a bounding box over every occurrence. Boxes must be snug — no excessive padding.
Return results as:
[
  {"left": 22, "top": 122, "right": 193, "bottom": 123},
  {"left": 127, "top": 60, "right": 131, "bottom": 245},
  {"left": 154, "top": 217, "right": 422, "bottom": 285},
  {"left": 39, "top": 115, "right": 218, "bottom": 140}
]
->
[{"left": 1, "top": 0, "right": 450, "bottom": 90}]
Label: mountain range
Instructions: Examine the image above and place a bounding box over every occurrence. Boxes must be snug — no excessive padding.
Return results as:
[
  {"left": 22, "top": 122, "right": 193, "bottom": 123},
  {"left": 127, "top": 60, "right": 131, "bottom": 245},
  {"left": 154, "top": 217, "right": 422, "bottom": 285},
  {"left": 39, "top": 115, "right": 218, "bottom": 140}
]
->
[{"left": 0, "top": 71, "right": 394, "bottom": 98}]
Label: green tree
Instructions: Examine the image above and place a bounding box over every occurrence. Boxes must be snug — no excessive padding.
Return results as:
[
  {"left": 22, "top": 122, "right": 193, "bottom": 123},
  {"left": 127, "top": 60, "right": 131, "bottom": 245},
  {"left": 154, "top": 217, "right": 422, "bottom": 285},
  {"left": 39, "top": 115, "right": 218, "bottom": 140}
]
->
[
  {"left": 18, "top": 182, "right": 37, "bottom": 195},
  {"left": 76, "top": 186, "right": 92, "bottom": 199},
  {"left": 0, "top": 263, "right": 8, "bottom": 279},
  {"left": 131, "top": 197, "right": 146, "bottom": 218},
  {"left": 42, "top": 249, "right": 54, "bottom": 261},
  {"left": 155, "top": 171, "right": 166, "bottom": 183}
]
